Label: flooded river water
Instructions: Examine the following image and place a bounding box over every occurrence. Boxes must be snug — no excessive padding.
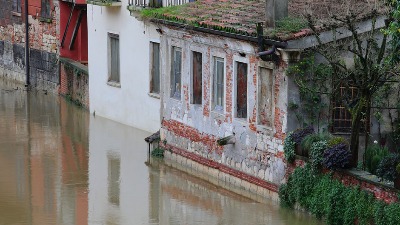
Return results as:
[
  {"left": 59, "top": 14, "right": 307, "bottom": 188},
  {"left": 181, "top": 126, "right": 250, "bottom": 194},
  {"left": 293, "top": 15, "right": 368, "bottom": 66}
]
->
[{"left": 0, "top": 79, "right": 322, "bottom": 225}]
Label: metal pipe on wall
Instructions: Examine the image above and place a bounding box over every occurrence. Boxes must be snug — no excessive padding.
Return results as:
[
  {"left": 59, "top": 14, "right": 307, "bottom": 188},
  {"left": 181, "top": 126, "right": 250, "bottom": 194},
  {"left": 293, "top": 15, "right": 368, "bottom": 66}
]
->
[{"left": 24, "top": 0, "right": 30, "bottom": 86}]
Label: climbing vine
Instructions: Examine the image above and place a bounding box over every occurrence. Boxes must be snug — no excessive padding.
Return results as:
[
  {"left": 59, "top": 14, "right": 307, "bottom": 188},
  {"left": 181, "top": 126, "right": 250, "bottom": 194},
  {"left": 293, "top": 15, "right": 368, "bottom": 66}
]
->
[{"left": 287, "top": 54, "right": 332, "bottom": 130}]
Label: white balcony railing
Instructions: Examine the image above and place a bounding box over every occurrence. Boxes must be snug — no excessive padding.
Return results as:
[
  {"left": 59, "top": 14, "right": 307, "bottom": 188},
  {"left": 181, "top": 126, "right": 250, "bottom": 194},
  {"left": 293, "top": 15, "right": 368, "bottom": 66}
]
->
[{"left": 128, "top": 0, "right": 193, "bottom": 9}]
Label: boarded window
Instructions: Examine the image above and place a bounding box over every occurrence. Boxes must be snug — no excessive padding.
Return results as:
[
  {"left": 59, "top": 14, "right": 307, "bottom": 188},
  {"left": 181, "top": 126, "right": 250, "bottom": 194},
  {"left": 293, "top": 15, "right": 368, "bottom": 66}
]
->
[
  {"left": 236, "top": 62, "right": 247, "bottom": 118},
  {"left": 213, "top": 57, "right": 224, "bottom": 111},
  {"left": 258, "top": 67, "right": 273, "bottom": 127},
  {"left": 191, "top": 51, "right": 202, "bottom": 104},
  {"left": 171, "top": 46, "right": 182, "bottom": 99},
  {"left": 109, "top": 34, "right": 120, "bottom": 83},
  {"left": 12, "top": 0, "right": 21, "bottom": 13},
  {"left": 108, "top": 154, "right": 120, "bottom": 206},
  {"left": 150, "top": 42, "right": 160, "bottom": 94},
  {"left": 41, "top": 0, "right": 51, "bottom": 18}
]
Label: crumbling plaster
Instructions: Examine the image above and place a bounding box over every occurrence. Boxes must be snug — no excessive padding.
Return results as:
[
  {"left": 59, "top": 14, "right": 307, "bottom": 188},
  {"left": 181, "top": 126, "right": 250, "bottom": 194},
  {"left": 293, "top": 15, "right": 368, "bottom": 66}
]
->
[{"left": 159, "top": 26, "right": 298, "bottom": 185}]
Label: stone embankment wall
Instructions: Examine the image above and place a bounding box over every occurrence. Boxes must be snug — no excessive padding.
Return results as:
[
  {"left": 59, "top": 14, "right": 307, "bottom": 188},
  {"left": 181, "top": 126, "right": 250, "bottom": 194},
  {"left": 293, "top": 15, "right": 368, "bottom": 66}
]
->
[
  {"left": 59, "top": 57, "right": 89, "bottom": 108},
  {"left": 0, "top": 0, "right": 60, "bottom": 92}
]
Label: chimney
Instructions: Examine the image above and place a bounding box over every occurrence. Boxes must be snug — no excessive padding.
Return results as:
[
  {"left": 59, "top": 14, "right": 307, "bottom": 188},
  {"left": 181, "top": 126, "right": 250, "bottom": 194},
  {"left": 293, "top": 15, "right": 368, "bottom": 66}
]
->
[{"left": 265, "top": 0, "right": 288, "bottom": 28}]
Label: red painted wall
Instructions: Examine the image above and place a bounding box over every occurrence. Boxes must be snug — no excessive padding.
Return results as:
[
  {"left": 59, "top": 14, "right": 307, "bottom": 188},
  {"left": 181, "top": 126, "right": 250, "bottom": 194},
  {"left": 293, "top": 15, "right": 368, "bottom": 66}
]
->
[{"left": 59, "top": 2, "right": 88, "bottom": 63}]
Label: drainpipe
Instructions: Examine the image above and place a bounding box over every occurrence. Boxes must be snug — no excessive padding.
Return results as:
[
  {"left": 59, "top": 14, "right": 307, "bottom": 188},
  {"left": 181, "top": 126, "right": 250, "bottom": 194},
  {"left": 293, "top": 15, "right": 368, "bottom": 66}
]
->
[{"left": 24, "top": 0, "right": 30, "bottom": 87}]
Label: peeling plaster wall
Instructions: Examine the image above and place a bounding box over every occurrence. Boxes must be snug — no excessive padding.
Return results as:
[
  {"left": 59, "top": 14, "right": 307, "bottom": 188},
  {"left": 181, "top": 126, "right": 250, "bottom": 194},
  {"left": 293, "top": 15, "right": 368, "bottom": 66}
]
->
[{"left": 159, "top": 27, "right": 291, "bottom": 186}]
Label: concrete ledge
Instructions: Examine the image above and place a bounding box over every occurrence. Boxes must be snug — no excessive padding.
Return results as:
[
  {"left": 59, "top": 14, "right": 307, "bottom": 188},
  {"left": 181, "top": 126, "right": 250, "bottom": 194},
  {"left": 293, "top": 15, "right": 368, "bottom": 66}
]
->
[
  {"left": 59, "top": 57, "right": 88, "bottom": 75},
  {"left": 162, "top": 143, "right": 280, "bottom": 203}
]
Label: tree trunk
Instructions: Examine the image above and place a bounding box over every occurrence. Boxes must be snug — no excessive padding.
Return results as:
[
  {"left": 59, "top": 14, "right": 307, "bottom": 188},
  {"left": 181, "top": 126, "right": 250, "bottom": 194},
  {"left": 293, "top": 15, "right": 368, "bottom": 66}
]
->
[{"left": 349, "top": 94, "right": 369, "bottom": 167}]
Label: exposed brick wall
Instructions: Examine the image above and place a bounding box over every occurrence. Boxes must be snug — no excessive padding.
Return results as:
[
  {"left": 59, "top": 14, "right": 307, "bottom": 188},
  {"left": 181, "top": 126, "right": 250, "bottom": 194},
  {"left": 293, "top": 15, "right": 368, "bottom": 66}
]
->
[
  {"left": 59, "top": 57, "right": 89, "bottom": 108},
  {"left": 0, "top": 0, "right": 60, "bottom": 92}
]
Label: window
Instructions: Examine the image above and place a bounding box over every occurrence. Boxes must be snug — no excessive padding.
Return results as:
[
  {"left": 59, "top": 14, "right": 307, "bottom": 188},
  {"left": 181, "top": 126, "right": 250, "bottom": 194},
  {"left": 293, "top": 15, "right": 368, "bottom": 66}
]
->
[
  {"left": 258, "top": 67, "right": 273, "bottom": 127},
  {"left": 12, "top": 0, "right": 21, "bottom": 13},
  {"left": 150, "top": 42, "right": 160, "bottom": 94},
  {"left": 332, "top": 86, "right": 360, "bottom": 133},
  {"left": 236, "top": 62, "right": 247, "bottom": 118},
  {"left": 213, "top": 57, "right": 224, "bottom": 111},
  {"left": 171, "top": 46, "right": 182, "bottom": 99},
  {"left": 41, "top": 0, "right": 51, "bottom": 18},
  {"left": 191, "top": 51, "right": 202, "bottom": 105},
  {"left": 108, "top": 33, "right": 120, "bottom": 84}
]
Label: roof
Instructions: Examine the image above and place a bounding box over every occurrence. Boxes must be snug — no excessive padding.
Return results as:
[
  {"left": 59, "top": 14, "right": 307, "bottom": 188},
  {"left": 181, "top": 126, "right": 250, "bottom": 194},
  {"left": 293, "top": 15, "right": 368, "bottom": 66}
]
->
[{"left": 141, "top": 0, "right": 388, "bottom": 41}]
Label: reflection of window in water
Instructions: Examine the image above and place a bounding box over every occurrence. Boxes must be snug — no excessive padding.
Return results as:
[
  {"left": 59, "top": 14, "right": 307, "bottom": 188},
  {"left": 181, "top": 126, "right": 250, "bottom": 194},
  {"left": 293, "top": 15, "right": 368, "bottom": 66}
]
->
[
  {"left": 16, "top": 150, "right": 26, "bottom": 199},
  {"left": 108, "top": 154, "right": 120, "bottom": 206},
  {"left": 44, "top": 154, "right": 55, "bottom": 213}
]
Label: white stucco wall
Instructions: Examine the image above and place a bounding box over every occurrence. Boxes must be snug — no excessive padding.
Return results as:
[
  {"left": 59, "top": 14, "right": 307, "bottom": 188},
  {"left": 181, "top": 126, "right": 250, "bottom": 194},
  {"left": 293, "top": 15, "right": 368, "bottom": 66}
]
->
[{"left": 87, "top": 4, "right": 161, "bottom": 133}]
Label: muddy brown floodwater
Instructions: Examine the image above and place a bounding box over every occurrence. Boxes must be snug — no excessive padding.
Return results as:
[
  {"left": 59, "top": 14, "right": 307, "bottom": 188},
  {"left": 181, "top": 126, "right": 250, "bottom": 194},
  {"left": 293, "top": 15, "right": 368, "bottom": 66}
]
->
[{"left": 0, "top": 79, "right": 323, "bottom": 225}]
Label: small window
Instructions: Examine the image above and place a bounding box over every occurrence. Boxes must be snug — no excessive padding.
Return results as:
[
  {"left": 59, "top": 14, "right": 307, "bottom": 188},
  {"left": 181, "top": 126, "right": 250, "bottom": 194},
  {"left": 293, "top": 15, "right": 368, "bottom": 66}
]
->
[
  {"left": 213, "top": 57, "right": 224, "bottom": 111},
  {"left": 191, "top": 51, "right": 202, "bottom": 105},
  {"left": 258, "top": 67, "right": 273, "bottom": 127},
  {"left": 41, "top": 0, "right": 51, "bottom": 18},
  {"left": 12, "top": 0, "right": 21, "bottom": 13},
  {"left": 108, "top": 33, "right": 120, "bottom": 84},
  {"left": 150, "top": 42, "right": 160, "bottom": 94},
  {"left": 171, "top": 46, "right": 182, "bottom": 99},
  {"left": 236, "top": 62, "right": 247, "bottom": 118},
  {"left": 332, "top": 86, "right": 359, "bottom": 133}
]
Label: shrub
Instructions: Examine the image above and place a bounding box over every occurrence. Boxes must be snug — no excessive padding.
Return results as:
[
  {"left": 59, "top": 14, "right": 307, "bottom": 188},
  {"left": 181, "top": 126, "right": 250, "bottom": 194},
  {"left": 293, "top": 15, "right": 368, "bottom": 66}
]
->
[
  {"left": 327, "top": 136, "right": 348, "bottom": 147},
  {"left": 309, "top": 140, "right": 328, "bottom": 171},
  {"left": 291, "top": 126, "right": 314, "bottom": 144},
  {"left": 365, "top": 144, "right": 389, "bottom": 174},
  {"left": 284, "top": 132, "right": 296, "bottom": 163},
  {"left": 151, "top": 147, "right": 165, "bottom": 158},
  {"left": 376, "top": 154, "right": 400, "bottom": 182},
  {"left": 279, "top": 165, "right": 400, "bottom": 225},
  {"left": 323, "top": 143, "right": 351, "bottom": 170},
  {"left": 301, "top": 132, "right": 332, "bottom": 151}
]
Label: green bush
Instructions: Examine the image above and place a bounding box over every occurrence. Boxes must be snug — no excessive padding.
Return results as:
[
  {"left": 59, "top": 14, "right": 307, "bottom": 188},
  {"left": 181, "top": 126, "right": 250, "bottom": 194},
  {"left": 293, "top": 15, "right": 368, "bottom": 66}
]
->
[
  {"left": 309, "top": 140, "right": 328, "bottom": 171},
  {"left": 284, "top": 132, "right": 296, "bottom": 163},
  {"left": 280, "top": 164, "right": 400, "bottom": 225},
  {"left": 327, "top": 136, "right": 348, "bottom": 147},
  {"left": 301, "top": 133, "right": 332, "bottom": 151},
  {"left": 151, "top": 147, "right": 165, "bottom": 158},
  {"left": 365, "top": 144, "right": 389, "bottom": 174}
]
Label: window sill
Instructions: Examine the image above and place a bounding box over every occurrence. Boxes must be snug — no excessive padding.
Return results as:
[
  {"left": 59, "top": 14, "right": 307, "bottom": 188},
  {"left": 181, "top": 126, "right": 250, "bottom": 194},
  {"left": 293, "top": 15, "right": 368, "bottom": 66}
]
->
[
  {"left": 148, "top": 93, "right": 160, "bottom": 99},
  {"left": 39, "top": 17, "right": 52, "bottom": 23},
  {"left": 256, "top": 125, "right": 273, "bottom": 132},
  {"left": 12, "top": 12, "right": 21, "bottom": 17},
  {"left": 234, "top": 117, "right": 248, "bottom": 125},
  {"left": 107, "top": 81, "right": 121, "bottom": 88}
]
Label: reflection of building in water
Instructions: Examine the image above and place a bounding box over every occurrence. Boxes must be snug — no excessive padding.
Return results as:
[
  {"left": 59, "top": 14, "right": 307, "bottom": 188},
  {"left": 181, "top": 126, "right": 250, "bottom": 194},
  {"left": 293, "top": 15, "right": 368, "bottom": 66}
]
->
[
  {"left": 0, "top": 83, "right": 89, "bottom": 225},
  {"left": 108, "top": 154, "right": 120, "bottom": 206}
]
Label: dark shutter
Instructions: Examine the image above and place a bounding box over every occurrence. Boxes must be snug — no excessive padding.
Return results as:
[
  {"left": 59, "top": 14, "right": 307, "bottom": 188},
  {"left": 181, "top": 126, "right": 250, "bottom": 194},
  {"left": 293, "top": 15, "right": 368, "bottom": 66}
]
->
[
  {"left": 192, "top": 52, "right": 202, "bottom": 104},
  {"left": 236, "top": 62, "right": 247, "bottom": 118}
]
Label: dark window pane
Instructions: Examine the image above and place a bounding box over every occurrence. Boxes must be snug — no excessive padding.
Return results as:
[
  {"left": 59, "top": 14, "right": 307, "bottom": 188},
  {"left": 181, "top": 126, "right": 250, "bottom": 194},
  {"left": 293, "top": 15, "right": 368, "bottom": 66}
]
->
[
  {"left": 192, "top": 51, "right": 202, "bottom": 104},
  {"left": 236, "top": 62, "right": 247, "bottom": 118},
  {"left": 151, "top": 42, "right": 160, "bottom": 94}
]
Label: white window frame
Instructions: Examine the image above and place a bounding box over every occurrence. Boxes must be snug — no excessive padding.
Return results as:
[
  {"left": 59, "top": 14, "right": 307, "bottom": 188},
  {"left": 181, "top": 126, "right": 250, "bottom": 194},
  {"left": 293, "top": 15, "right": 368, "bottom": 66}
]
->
[
  {"left": 107, "top": 33, "right": 120, "bottom": 87},
  {"left": 212, "top": 56, "right": 225, "bottom": 112},
  {"left": 170, "top": 46, "right": 182, "bottom": 100}
]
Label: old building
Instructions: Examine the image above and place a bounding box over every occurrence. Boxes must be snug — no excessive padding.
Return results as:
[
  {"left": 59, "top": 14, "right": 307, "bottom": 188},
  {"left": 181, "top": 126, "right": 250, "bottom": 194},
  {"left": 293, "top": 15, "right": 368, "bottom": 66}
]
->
[
  {"left": 137, "top": 0, "right": 389, "bottom": 197},
  {"left": 85, "top": 0, "right": 185, "bottom": 132},
  {"left": 0, "top": 0, "right": 60, "bottom": 91}
]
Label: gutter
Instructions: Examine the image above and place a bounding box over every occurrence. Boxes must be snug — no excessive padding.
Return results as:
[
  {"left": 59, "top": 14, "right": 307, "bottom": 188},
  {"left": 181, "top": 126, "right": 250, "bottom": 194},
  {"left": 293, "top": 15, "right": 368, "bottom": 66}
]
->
[{"left": 150, "top": 19, "right": 288, "bottom": 48}]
